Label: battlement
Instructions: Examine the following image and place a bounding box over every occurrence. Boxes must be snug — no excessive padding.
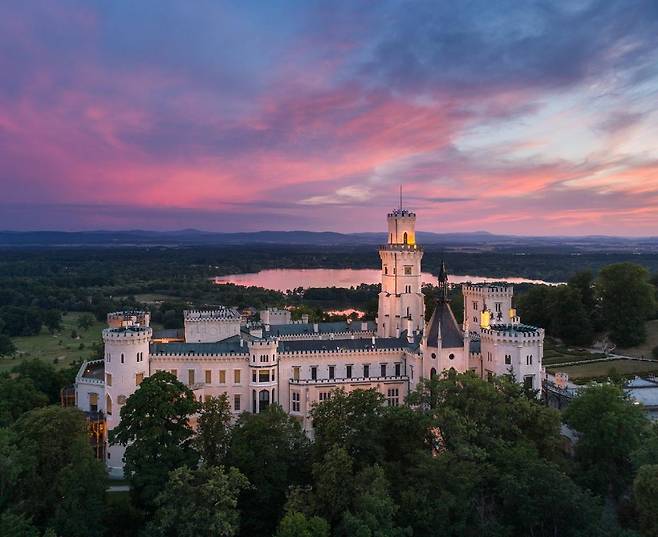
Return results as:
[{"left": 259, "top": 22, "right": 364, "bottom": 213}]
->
[
  {"left": 387, "top": 209, "right": 416, "bottom": 218},
  {"left": 184, "top": 308, "right": 241, "bottom": 322},
  {"left": 480, "top": 323, "right": 543, "bottom": 341},
  {"left": 247, "top": 338, "right": 279, "bottom": 348},
  {"left": 462, "top": 284, "right": 513, "bottom": 295},
  {"left": 107, "top": 310, "right": 150, "bottom": 328},
  {"left": 102, "top": 326, "right": 152, "bottom": 342},
  {"left": 379, "top": 243, "right": 422, "bottom": 252}
]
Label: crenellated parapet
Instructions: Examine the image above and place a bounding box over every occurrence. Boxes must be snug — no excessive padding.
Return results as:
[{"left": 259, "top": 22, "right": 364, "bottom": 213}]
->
[
  {"left": 102, "top": 326, "right": 152, "bottom": 344},
  {"left": 107, "top": 310, "right": 150, "bottom": 328},
  {"left": 184, "top": 308, "right": 241, "bottom": 321},
  {"left": 480, "top": 324, "right": 544, "bottom": 345}
]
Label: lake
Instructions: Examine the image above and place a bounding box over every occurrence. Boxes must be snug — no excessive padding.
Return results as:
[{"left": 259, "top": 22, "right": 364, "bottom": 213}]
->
[{"left": 213, "top": 268, "right": 559, "bottom": 292}]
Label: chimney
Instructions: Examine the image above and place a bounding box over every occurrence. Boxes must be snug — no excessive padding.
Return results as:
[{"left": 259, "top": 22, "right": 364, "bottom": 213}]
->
[
  {"left": 371, "top": 336, "right": 376, "bottom": 345},
  {"left": 313, "top": 323, "right": 319, "bottom": 333},
  {"left": 406, "top": 317, "right": 414, "bottom": 344},
  {"left": 239, "top": 337, "right": 243, "bottom": 347},
  {"left": 361, "top": 321, "right": 368, "bottom": 331},
  {"left": 302, "top": 314, "right": 309, "bottom": 323},
  {"left": 395, "top": 326, "right": 400, "bottom": 338}
]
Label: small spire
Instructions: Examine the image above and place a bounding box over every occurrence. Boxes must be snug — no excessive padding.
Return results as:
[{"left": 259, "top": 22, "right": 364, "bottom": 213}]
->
[{"left": 437, "top": 260, "right": 449, "bottom": 302}]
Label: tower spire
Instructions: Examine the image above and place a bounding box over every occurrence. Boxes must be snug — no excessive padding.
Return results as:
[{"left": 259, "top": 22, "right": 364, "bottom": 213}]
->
[{"left": 437, "top": 260, "right": 449, "bottom": 302}]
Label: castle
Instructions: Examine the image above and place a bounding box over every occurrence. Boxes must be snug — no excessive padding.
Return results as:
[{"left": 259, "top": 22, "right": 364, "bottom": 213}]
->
[{"left": 75, "top": 207, "right": 545, "bottom": 476}]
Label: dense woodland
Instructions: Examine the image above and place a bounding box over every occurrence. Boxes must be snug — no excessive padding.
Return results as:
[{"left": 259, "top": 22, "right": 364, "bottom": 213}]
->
[{"left": 3, "top": 365, "right": 658, "bottom": 537}]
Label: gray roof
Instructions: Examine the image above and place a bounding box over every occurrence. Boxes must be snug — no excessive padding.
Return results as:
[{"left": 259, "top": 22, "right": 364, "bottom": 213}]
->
[
  {"left": 152, "top": 329, "right": 184, "bottom": 339},
  {"left": 426, "top": 300, "right": 464, "bottom": 349},
  {"left": 487, "top": 323, "right": 540, "bottom": 334},
  {"left": 278, "top": 337, "right": 410, "bottom": 353},
  {"left": 151, "top": 335, "right": 248, "bottom": 356},
  {"left": 266, "top": 321, "right": 375, "bottom": 337},
  {"left": 469, "top": 339, "right": 481, "bottom": 354}
]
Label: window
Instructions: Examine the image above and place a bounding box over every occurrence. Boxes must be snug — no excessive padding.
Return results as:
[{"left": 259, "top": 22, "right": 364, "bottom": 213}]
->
[
  {"left": 448, "top": 353, "right": 455, "bottom": 360},
  {"left": 430, "top": 367, "right": 437, "bottom": 378},
  {"left": 473, "top": 316, "right": 478, "bottom": 323},
  {"left": 106, "top": 395, "right": 112, "bottom": 415},
  {"left": 495, "top": 302, "right": 502, "bottom": 312},
  {"left": 234, "top": 394, "right": 241, "bottom": 411},
  {"left": 188, "top": 370, "right": 195, "bottom": 385},
  {"left": 292, "top": 391, "right": 300, "bottom": 412},
  {"left": 431, "top": 353, "right": 436, "bottom": 359},
  {"left": 106, "top": 353, "right": 111, "bottom": 363},
  {"left": 403, "top": 231, "right": 408, "bottom": 244},
  {"left": 293, "top": 366, "right": 300, "bottom": 380},
  {"left": 488, "top": 352, "right": 493, "bottom": 362},
  {"left": 259, "top": 369, "right": 270, "bottom": 383},
  {"left": 106, "top": 373, "right": 112, "bottom": 386},
  {"left": 346, "top": 365, "right": 352, "bottom": 378},
  {"left": 526, "top": 355, "right": 533, "bottom": 365},
  {"left": 328, "top": 365, "right": 335, "bottom": 380},
  {"left": 234, "top": 369, "right": 241, "bottom": 384},
  {"left": 205, "top": 370, "right": 212, "bottom": 384},
  {"left": 89, "top": 392, "right": 98, "bottom": 412},
  {"left": 260, "top": 354, "right": 269, "bottom": 363},
  {"left": 252, "top": 370, "right": 257, "bottom": 383},
  {"left": 384, "top": 266, "right": 388, "bottom": 275},
  {"left": 121, "top": 353, "right": 124, "bottom": 364},
  {"left": 505, "top": 354, "right": 511, "bottom": 365},
  {"left": 394, "top": 363, "right": 401, "bottom": 376},
  {"left": 170, "top": 369, "right": 178, "bottom": 379},
  {"left": 219, "top": 370, "right": 226, "bottom": 384},
  {"left": 135, "top": 372, "right": 144, "bottom": 386},
  {"left": 473, "top": 301, "right": 478, "bottom": 310},
  {"left": 524, "top": 375, "right": 534, "bottom": 391},
  {"left": 259, "top": 390, "right": 270, "bottom": 412},
  {"left": 380, "top": 363, "right": 387, "bottom": 377},
  {"left": 319, "top": 392, "right": 330, "bottom": 402},
  {"left": 272, "top": 369, "right": 275, "bottom": 382},
  {"left": 404, "top": 265, "right": 412, "bottom": 275},
  {"left": 136, "top": 352, "right": 141, "bottom": 362},
  {"left": 387, "top": 388, "right": 400, "bottom": 407},
  {"left": 487, "top": 371, "right": 494, "bottom": 382},
  {"left": 311, "top": 366, "right": 317, "bottom": 380},
  {"left": 363, "top": 364, "right": 370, "bottom": 378}
]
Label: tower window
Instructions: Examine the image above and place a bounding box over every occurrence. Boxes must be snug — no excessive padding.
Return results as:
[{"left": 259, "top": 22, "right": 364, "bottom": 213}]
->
[
  {"left": 404, "top": 265, "right": 412, "bottom": 275},
  {"left": 311, "top": 366, "right": 317, "bottom": 380},
  {"left": 380, "top": 363, "right": 387, "bottom": 377},
  {"left": 505, "top": 354, "right": 511, "bottom": 365},
  {"left": 384, "top": 266, "right": 388, "bottom": 275},
  {"left": 395, "top": 363, "right": 401, "bottom": 376},
  {"left": 403, "top": 232, "right": 408, "bottom": 244},
  {"left": 120, "top": 353, "right": 124, "bottom": 364},
  {"left": 328, "top": 365, "right": 335, "bottom": 379},
  {"left": 346, "top": 365, "right": 352, "bottom": 378},
  {"left": 363, "top": 364, "right": 370, "bottom": 378}
]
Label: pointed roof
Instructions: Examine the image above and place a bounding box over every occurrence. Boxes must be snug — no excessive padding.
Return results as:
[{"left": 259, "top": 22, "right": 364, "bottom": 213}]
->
[{"left": 426, "top": 300, "right": 464, "bottom": 348}]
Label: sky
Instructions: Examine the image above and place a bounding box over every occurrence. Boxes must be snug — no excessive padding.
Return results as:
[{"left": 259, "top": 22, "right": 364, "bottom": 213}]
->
[{"left": 1, "top": 0, "right": 658, "bottom": 235}]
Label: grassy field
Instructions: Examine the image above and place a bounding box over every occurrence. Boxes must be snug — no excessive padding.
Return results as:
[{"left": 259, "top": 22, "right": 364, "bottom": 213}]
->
[
  {"left": 548, "top": 358, "right": 658, "bottom": 383},
  {"left": 617, "top": 319, "right": 658, "bottom": 359},
  {"left": 0, "top": 312, "right": 104, "bottom": 373},
  {"left": 542, "top": 338, "right": 605, "bottom": 365}
]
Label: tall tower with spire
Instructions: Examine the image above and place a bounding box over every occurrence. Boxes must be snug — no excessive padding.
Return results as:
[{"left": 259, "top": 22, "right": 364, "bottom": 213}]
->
[{"left": 377, "top": 201, "right": 425, "bottom": 338}]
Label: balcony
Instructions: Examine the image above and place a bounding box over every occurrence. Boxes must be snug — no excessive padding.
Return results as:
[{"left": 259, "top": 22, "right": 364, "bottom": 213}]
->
[{"left": 289, "top": 375, "right": 408, "bottom": 386}]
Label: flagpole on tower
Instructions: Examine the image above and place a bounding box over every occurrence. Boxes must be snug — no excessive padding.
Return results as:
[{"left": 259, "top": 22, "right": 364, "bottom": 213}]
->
[{"left": 399, "top": 184, "right": 402, "bottom": 211}]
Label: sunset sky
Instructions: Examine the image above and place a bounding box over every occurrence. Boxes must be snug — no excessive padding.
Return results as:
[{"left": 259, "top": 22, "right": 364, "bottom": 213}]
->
[{"left": 1, "top": 1, "right": 658, "bottom": 235}]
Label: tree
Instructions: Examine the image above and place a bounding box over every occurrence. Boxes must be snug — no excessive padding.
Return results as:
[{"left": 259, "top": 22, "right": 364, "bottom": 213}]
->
[
  {"left": 275, "top": 512, "right": 330, "bottom": 537},
  {"left": 0, "top": 306, "right": 42, "bottom": 336},
  {"left": 12, "top": 359, "right": 66, "bottom": 403},
  {"left": 548, "top": 285, "right": 594, "bottom": 346},
  {"left": 597, "top": 263, "right": 656, "bottom": 347},
  {"left": 311, "top": 388, "right": 387, "bottom": 467},
  {"left": 311, "top": 445, "right": 355, "bottom": 526},
  {"left": 76, "top": 313, "right": 95, "bottom": 331},
  {"left": 634, "top": 465, "right": 658, "bottom": 537},
  {"left": 111, "top": 371, "right": 199, "bottom": 510},
  {"left": 564, "top": 383, "right": 649, "bottom": 497},
  {"left": 42, "top": 310, "right": 62, "bottom": 333},
  {"left": 0, "top": 334, "right": 16, "bottom": 357},
  {"left": 516, "top": 286, "right": 554, "bottom": 329},
  {"left": 11, "top": 406, "right": 106, "bottom": 536},
  {"left": 227, "top": 405, "right": 311, "bottom": 537},
  {"left": 143, "top": 465, "right": 249, "bottom": 537},
  {"left": 0, "top": 375, "right": 49, "bottom": 426},
  {"left": 195, "top": 394, "right": 232, "bottom": 467}
]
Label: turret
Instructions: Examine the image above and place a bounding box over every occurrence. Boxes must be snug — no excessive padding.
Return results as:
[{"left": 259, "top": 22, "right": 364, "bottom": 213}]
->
[
  {"left": 247, "top": 338, "right": 279, "bottom": 413},
  {"left": 462, "top": 284, "right": 514, "bottom": 335},
  {"left": 103, "top": 323, "right": 152, "bottom": 475}
]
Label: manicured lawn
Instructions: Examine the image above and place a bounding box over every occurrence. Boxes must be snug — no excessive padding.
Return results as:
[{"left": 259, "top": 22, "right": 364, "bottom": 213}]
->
[
  {"left": 548, "top": 358, "right": 658, "bottom": 383},
  {"left": 542, "top": 338, "right": 605, "bottom": 365},
  {"left": 0, "top": 312, "right": 104, "bottom": 373},
  {"left": 617, "top": 319, "right": 658, "bottom": 359}
]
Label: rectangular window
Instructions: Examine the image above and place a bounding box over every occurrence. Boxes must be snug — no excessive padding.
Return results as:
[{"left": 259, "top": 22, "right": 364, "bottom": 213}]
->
[
  {"left": 234, "top": 369, "right": 241, "bottom": 384},
  {"left": 505, "top": 354, "right": 511, "bottom": 365},
  {"left": 293, "top": 366, "right": 300, "bottom": 381},
  {"left": 387, "top": 388, "right": 400, "bottom": 407},
  {"left": 89, "top": 392, "right": 98, "bottom": 412},
  {"left": 363, "top": 364, "right": 370, "bottom": 378},
  {"left": 487, "top": 371, "right": 493, "bottom": 382},
  {"left": 524, "top": 375, "right": 535, "bottom": 391},
  {"left": 346, "top": 365, "right": 352, "bottom": 378},
  {"left": 106, "top": 373, "right": 112, "bottom": 386},
  {"left": 495, "top": 302, "right": 502, "bottom": 312},
  {"left": 311, "top": 366, "right": 317, "bottom": 380},
  {"left": 473, "top": 301, "right": 478, "bottom": 310},
  {"left": 394, "top": 363, "right": 401, "bottom": 376},
  {"left": 292, "top": 391, "right": 300, "bottom": 412},
  {"left": 234, "top": 394, "right": 241, "bottom": 411},
  {"left": 328, "top": 365, "right": 335, "bottom": 380},
  {"left": 205, "top": 370, "right": 212, "bottom": 384},
  {"left": 527, "top": 355, "right": 533, "bottom": 365},
  {"left": 219, "top": 370, "right": 226, "bottom": 384},
  {"left": 259, "top": 369, "right": 270, "bottom": 383},
  {"left": 188, "top": 370, "right": 195, "bottom": 385},
  {"left": 319, "top": 392, "right": 330, "bottom": 402},
  {"left": 260, "top": 354, "right": 269, "bottom": 363},
  {"left": 404, "top": 265, "right": 412, "bottom": 275},
  {"left": 252, "top": 370, "right": 257, "bottom": 383},
  {"left": 135, "top": 372, "right": 144, "bottom": 386},
  {"left": 380, "top": 363, "right": 387, "bottom": 377}
]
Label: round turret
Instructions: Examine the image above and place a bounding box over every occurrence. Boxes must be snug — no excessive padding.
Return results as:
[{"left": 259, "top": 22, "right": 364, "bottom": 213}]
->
[
  {"left": 102, "top": 325, "right": 152, "bottom": 474},
  {"left": 247, "top": 338, "right": 279, "bottom": 413},
  {"left": 386, "top": 209, "right": 417, "bottom": 245},
  {"left": 107, "top": 310, "right": 150, "bottom": 328}
]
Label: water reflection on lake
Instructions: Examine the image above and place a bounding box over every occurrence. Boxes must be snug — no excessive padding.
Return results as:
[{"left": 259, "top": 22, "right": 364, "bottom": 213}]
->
[{"left": 213, "top": 268, "right": 559, "bottom": 292}]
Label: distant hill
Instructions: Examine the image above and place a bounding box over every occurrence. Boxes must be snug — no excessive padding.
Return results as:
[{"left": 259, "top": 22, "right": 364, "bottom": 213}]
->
[{"left": 1, "top": 229, "right": 658, "bottom": 252}]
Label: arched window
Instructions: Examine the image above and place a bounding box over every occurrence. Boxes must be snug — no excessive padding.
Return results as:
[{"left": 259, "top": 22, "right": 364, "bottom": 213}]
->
[
  {"left": 259, "top": 390, "right": 270, "bottom": 412},
  {"left": 403, "top": 232, "right": 408, "bottom": 244},
  {"left": 106, "top": 395, "right": 112, "bottom": 415},
  {"left": 430, "top": 367, "right": 437, "bottom": 378}
]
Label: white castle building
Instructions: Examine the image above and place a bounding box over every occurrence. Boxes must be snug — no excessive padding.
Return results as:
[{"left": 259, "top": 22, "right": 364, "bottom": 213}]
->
[{"left": 74, "top": 207, "right": 545, "bottom": 475}]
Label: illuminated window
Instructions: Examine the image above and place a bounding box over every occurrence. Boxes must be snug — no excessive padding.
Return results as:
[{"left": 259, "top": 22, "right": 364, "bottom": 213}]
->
[
  {"left": 205, "top": 370, "right": 212, "bottom": 384},
  {"left": 259, "top": 370, "right": 270, "bottom": 383},
  {"left": 234, "top": 369, "right": 241, "bottom": 384},
  {"left": 219, "top": 370, "right": 226, "bottom": 384},
  {"left": 89, "top": 392, "right": 98, "bottom": 412},
  {"left": 135, "top": 372, "right": 144, "bottom": 386}
]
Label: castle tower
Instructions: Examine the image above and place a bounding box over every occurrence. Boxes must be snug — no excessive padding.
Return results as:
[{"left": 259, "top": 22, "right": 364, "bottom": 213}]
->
[
  {"left": 103, "top": 320, "right": 152, "bottom": 475},
  {"left": 184, "top": 308, "right": 241, "bottom": 343},
  {"left": 462, "top": 284, "right": 514, "bottom": 335},
  {"left": 247, "top": 338, "right": 279, "bottom": 414},
  {"left": 377, "top": 207, "right": 425, "bottom": 337}
]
